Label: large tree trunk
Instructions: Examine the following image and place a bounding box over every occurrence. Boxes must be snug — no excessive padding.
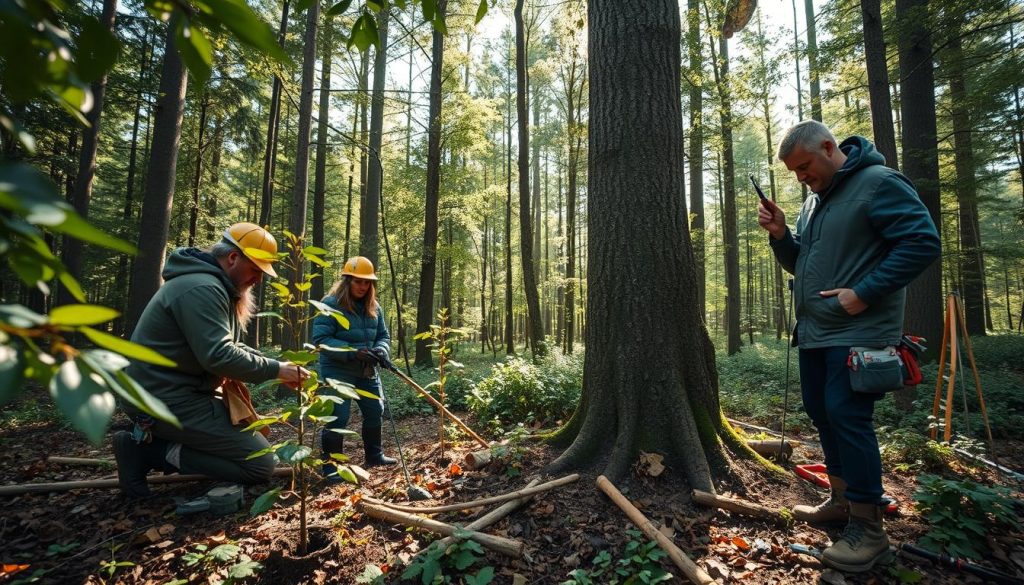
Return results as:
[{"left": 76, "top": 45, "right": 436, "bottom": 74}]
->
[
  {"left": 415, "top": 0, "right": 447, "bottom": 366},
  {"left": 947, "top": 33, "right": 986, "bottom": 335},
  {"left": 897, "top": 0, "right": 943, "bottom": 357},
  {"left": 515, "top": 0, "right": 546, "bottom": 359},
  {"left": 861, "top": 0, "right": 898, "bottom": 169},
  {"left": 287, "top": 0, "right": 320, "bottom": 349},
  {"left": 361, "top": 8, "right": 390, "bottom": 266},
  {"left": 58, "top": 0, "right": 117, "bottom": 308},
  {"left": 686, "top": 0, "right": 705, "bottom": 321},
  {"left": 126, "top": 21, "right": 189, "bottom": 334},
  {"left": 549, "top": 0, "right": 739, "bottom": 488},
  {"left": 312, "top": 15, "right": 334, "bottom": 303}
]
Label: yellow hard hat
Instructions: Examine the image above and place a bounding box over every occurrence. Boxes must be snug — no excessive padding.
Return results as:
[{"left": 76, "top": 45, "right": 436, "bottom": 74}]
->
[
  {"left": 341, "top": 256, "right": 377, "bottom": 281},
  {"left": 223, "top": 223, "right": 279, "bottom": 278}
]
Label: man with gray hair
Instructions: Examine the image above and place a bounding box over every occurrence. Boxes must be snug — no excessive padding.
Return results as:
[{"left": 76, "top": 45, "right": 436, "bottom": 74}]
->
[
  {"left": 758, "top": 120, "right": 940, "bottom": 573},
  {"left": 113, "top": 223, "right": 309, "bottom": 498}
]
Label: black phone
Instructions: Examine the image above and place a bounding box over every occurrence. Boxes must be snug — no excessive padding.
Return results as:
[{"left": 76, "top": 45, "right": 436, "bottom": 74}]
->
[{"left": 749, "top": 175, "right": 769, "bottom": 201}]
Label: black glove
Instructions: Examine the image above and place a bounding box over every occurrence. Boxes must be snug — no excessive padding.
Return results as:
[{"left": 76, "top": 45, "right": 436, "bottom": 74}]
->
[
  {"left": 370, "top": 348, "right": 389, "bottom": 367},
  {"left": 355, "top": 348, "right": 378, "bottom": 364}
]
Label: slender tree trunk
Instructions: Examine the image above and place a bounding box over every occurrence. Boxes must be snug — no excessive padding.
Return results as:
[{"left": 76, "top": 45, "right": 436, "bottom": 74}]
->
[
  {"left": 415, "top": 0, "right": 447, "bottom": 366},
  {"left": 58, "top": 0, "right": 117, "bottom": 307},
  {"left": 188, "top": 92, "right": 209, "bottom": 248},
  {"left": 207, "top": 119, "right": 222, "bottom": 242},
  {"left": 312, "top": 15, "right": 334, "bottom": 303},
  {"left": 516, "top": 0, "right": 546, "bottom": 359},
  {"left": 549, "top": 0, "right": 733, "bottom": 488},
  {"left": 362, "top": 8, "right": 390, "bottom": 265},
  {"left": 897, "top": 0, "right": 943, "bottom": 358},
  {"left": 287, "top": 0, "right": 321, "bottom": 349},
  {"left": 805, "top": 0, "right": 822, "bottom": 122},
  {"left": 947, "top": 33, "right": 986, "bottom": 335},
  {"left": 505, "top": 72, "right": 515, "bottom": 355},
  {"left": 126, "top": 21, "right": 189, "bottom": 334},
  {"left": 687, "top": 0, "right": 705, "bottom": 320},
  {"left": 861, "top": 0, "right": 898, "bottom": 169}
]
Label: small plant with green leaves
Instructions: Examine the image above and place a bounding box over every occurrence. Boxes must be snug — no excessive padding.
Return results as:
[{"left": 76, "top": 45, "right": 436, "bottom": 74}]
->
[
  {"left": 878, "top": 426, "right": 956, "bottom": 473},
  {"left": 399, "top": 531, "right": 496, "bottom": 584},
  {"left": 97, "top": 543, "right": 134, "bottom": 584},
  {"left": 413, "top": 308, "right": 473, "bottom": 460},
  {"left": 176, "top": 541, "right": 262, "bottom": 584},
  {"left": 562, "top": 530, "right": 672, "bottom": 585},
  {"left": 245, "top": 231, "right": 373, "bottom": 555},
  {"left": 488, "top": 423, "right": 532, "bottom": 479},
  {"left": 914, "top": 474, "right": 1021, "bottom": 560}
]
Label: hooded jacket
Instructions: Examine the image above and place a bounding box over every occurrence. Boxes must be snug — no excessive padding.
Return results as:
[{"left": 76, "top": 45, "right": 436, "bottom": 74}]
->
[
  {"left": 311, "top": 295, "right": 390, "bottom": 385},
  {"left": 769, "top": 136, "right": 941, "bottom": 348},
  {"left": 125, "top": 248, "right": 281, "bottom": 408}
]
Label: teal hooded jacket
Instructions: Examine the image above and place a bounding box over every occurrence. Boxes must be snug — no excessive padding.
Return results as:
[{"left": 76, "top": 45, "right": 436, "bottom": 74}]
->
[
  {"left": 769, "top": 136, "right": 941, "bottom": 349},
  {"left": 311, "top": 295, "right": 390, "bottom": 385},
  {"left": 126, "top": 249, "right": 282, "bottom": 409}
]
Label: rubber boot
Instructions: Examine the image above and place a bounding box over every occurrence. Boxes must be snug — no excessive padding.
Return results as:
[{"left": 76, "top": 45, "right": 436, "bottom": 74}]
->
[
  {"left": 112, "top": 431, "right": 169, "bottom": 498},
  {"left": 793, "top": 475, "right": 849, "bottom": 524},
  {"left": 321, "top": 430, "right": 347, "bottom": 483},
  {"left": 822, "top": 501, "right": 893, "bottom": 573},
  {"left": 363, "top": 426, "right": 397, "bottom": 467}
]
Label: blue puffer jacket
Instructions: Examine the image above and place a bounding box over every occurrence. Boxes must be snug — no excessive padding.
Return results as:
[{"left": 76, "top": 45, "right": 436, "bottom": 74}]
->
[{"left": 311, "top": 296, "right": 390, "bottom": 385}]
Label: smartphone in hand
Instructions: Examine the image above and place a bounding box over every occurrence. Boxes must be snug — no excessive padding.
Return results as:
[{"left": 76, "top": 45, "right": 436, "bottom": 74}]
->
[{"left": 749, "top": 175, "right": 769, "bottom": 201}]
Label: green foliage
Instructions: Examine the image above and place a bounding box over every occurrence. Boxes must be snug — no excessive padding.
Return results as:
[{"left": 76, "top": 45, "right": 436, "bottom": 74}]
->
[
  {"left": 561, "top": 530, "right": 672, "bottom": 585},
  {"left": 878, "top": 426, "right": 956, "bottom": 473},
  {"left": 716, "top": 341, "right": 811, "bottom": 431},
  {"left": 399, "top": 533, "right": 495, "bottom": 584},
  {"left": 468, "top": 352, "right": 582, "bottom": 429},
  {"left": 914, "top": 474, "right": 1021, "bottom": 560},
  {"left": 356, "top": 563, "right": 386, "bottom": 584},
  {"left": 181, "top": 541, "right": 263, "bottom": 584},
  {"left": 98, "top": 543, "right": 134, "bottom": 582}
]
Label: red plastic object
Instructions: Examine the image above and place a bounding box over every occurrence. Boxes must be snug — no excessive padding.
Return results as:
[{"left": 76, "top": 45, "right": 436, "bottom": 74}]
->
[{"left": 795, "top": 464, "right": 900, "bottom": 515}]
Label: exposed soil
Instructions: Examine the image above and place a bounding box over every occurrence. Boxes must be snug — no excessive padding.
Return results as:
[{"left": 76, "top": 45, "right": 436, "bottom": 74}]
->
[{"left": 1, "top": 407, "right": 1022, "bottom": 585}]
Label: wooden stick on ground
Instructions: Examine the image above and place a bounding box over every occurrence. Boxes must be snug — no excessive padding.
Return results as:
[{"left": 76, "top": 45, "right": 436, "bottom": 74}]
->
[
  {"left": 385, "top": 367, "right": 490, "bottom": 449},
  {"left": 0, "top": 467, "right": 293, "bottom": 497},
  {"left": 425, "top": 478, "right": 539, "bottom": 554},
  {"left": 48, "top": 456, "right": 115, "bottom": 466},
  {"left": 691, "top": 490, "right": 786, "bottom": 523},
  {"left": 360, "top": 501, "right": 524, "bottom": 557},
  {"left": 363, "top": 473, "right": 579, "bottom": 514},
  {"left": 597, "top": 475, "right": 717, "bottom": 585}
]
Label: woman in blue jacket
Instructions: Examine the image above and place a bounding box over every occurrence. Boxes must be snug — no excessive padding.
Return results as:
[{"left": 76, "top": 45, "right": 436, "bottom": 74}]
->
[{"left": 312, "top": 256, "right": 396, "bottom": 475}]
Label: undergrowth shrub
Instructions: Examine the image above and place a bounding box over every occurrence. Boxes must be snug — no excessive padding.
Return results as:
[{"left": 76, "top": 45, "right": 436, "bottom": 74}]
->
[
  {"left": 878, "top": 426, "right": 955, "bottom": 473},
  {"left": 914, "top": 474, "right": 1021, "bottom": 560},
  {"left": 468, "top": 352, "right": 583, "bottom": 430}
]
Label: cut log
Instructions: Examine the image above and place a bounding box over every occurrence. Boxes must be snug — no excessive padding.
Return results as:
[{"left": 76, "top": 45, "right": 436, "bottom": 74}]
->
[
  {"left": 597, "top": 475, "right": 717, "bottom": 585},
  {"left": 48, "top": 456, "right": 115, "bottom": 466},
  {"left": 363, "top": 473, "right": 579, "bottom": 514},
  {"left": 464, "top": 449, "right": 492, "bottom": 470},
  {"left": 745, "top": 439, "right": 795, "bottom": 460},
  {"left": 0, "top": 467, "right": 293, "bottom": 497},
  {"left": 691, "top": 489, "right": 786, "bottom": 522},
  {"left": 360, "top": 501, "right": 524, "bottom": 557}
]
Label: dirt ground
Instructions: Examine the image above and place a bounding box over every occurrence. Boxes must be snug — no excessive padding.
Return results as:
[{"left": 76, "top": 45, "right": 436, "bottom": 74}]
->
[{"left": 1, "top": 408, "right": 1022, "bottom": 585}]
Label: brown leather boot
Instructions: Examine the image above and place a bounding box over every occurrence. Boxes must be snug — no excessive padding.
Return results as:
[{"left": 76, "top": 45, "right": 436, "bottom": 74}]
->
[
  {"left": 793, "top": 475, "right": 849, "bottom": 523},
  {"left": 822, "top": 501, "right": 893, "bottom": 572}
]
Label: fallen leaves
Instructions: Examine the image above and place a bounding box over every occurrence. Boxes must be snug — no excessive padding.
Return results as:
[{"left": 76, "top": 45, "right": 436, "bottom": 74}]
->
[{"left": 638, "top": 452, "right": 665, "bottom": 477}]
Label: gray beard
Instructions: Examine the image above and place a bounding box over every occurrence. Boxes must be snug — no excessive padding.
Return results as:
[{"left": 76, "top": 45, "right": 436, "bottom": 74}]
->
[{"left": 236, "top": 286, "right": 256, "bottom": 333}]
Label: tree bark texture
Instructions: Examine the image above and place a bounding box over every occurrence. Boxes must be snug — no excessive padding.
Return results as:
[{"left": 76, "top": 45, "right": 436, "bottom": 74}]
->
[
  {"left": 897, "top": 0, "right": 943, "bottom": 357},
  {"left": 361, "top": 8, "right": 390, "bottom": 266},
  {"left": 548, "top": 0, "right": 735, "bottom": 489},
  {"left": 126, "top": 21, "right": 189, "bottom": 334},
  {"left": 415, "top": 0, "right": 447, "bottom": 366},
  {"left": 312, "top": 15, "right": 334, "bottom": 303},
  {"left": 515, "top": 0, "right": 546, "bottom": 359},
  {"left": 804, "top": 0, "right": 822, "bottom": 122},
  {"left": 861, "top": 0, "right": 899, "bottom": 170},
  {"left": 686, "top": 0, "right": 705, "bottom": 321},
  {"left": 712, "top": 36, "right": 741, "bottom": 356}
]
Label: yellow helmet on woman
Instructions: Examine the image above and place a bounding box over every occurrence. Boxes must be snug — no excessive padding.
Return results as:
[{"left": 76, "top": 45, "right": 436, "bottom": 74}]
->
[{"left": 341, "top": 256, "right": 377, "bottom": 281}]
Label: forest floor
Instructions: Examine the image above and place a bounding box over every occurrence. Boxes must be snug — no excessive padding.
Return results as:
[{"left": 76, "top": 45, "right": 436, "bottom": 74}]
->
[{"left": 1, "top": 393, "right": 1023, "bottom": 585}]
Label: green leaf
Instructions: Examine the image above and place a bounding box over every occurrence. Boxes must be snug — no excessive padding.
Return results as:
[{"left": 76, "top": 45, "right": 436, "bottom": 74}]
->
[
  {"left": 270, "top": 282, "right": 291, "bottom": 299},
  {"left": 199, "top": 0, "right": 288, "bottom": 63},
  {"left": 277, "top": 443, "right": 313, "bottom": 464},
  {"left": 173, "top": 16, "right": 213, "bottom": 84},
  {"left": 110, "top": 368, "right": 182, "bottom": 427},
  {"left": 244, "top": 246, "right": 277, "bottom": 261},
  {"left": 354, "top": 387, "right": 380, "bottom": 400},
  {"left": 242, "top": 417, "right": 279, "bottom": 433},
  {"left": 366, "top": 0, "right": 384, "bottom": 11},
  {"left": 325, "top": 378, "right": 360, "bottom": 400},
  {"left": 49, "top": 304, "right": 119, "bottom": 327},
  {"left": 0, "top": 304, "right": 48, "bottom": 328},
  {"left": 49, "top": 358, "right": 116, "bottom": 445},
  {"left": 420, "top": 0, "right": 435, "bottom": 22},
  {"left": 351, "top": 13, "right": 378, "bottom": 51},
  {"left": 309, "top": 299, "right": 350, "bottom": 329},
  {"left": 412, "top": 331, "right": 432, "bottom": 340},
  {"left": 467, "top": 565, "right": 495, "bottom": 585},
  {"left": 57, "top": 270, "right": 87, "bottom": 303},
  {"left": 80, "top": 327, "right": 176, "bottom": 367},
  {"left": 81, "top": 349, "right": 130, "bottom": 371},
  {"left": 208, "top": 544, "right": 241, "bottom": 562},
  {"left": 76, "top": 16, "right": 121, "bottom": 83},
  {"left": 227, "top": 560, "right": 262, "bottom": 579},
  {"left": 355, "top": 564, "right": 384, "bottom": 584},
  {"left": 325, "top": 427, "right": 360, "bottom": 438},
  {"left": 0, "top": 344, "right": 26, "bottom": 405},
  {"left": 307, "top": 397, "right": 335, "bottom": 418},
  {"left": 326, "top": 0, "right": 353, "bottom": 16},
  {"left": 431, "top": 10, "right": 447, "bottom": 35},
  {"left": 281, "top": 349, "right": 318, "bottom": 365},
  {"left": 51, "top": 205, "right": 136, "bottom": 254},
  {"left": 334, "top": 465, "right": 358, "bottom": 484},
  {"left": 302, "top": 245, "right": 328, "bottom": 255},
  {"left": 250, "top": 487, "right": 282, "bottom": 516},
  {"left": 295, "top": 281, "right": 312, "bottom": 292},
  {"left": 474, "top": 0, "right": 488, "bottom": 24}
]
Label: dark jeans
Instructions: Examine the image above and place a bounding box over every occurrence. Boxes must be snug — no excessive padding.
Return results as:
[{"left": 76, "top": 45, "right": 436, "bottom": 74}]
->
[
  {"left": 324, "top": 375, "right": 384, "bottom": 430},
  {"left": 799, "top": 346, "right": 884, "bottom": 504}
]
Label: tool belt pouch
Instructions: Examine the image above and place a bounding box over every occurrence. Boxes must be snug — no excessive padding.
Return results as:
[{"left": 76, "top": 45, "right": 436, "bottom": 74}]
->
[{"left": 848, "top": 346, "right": 904, "bottom": 394}]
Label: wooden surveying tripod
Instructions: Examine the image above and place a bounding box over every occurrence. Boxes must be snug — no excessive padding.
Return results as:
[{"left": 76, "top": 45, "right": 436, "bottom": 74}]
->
[{"left": 929, "top": 293, "right": 996, "bottom": 456}]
